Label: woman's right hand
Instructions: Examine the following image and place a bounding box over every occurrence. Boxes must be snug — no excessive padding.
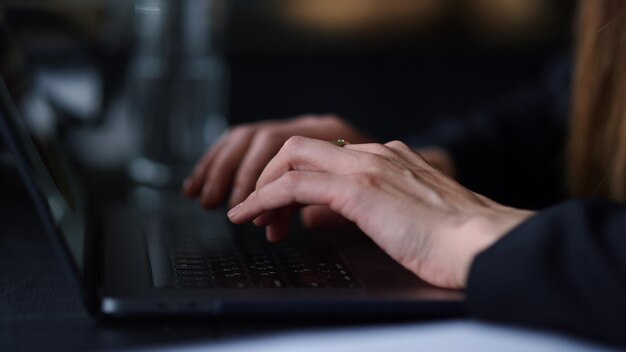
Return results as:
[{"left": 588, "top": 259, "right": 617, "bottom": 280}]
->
[
  {"left": 182, "top": 114, "right": 375, "bottom": 209},
  {"left": 226, "top": 137, "right": 533, "bottom": 288}
]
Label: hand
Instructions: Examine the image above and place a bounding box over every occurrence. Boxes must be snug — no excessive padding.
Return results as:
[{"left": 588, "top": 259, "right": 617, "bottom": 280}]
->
[
  {"left": 416, "top": 147, "right": 456, "bottom": 178},
  {"left": 227, "top": 137, "right": 535, "bottom": 289},
  {"left": 182, "top": 115, "right": 374, "bottom": 210}
]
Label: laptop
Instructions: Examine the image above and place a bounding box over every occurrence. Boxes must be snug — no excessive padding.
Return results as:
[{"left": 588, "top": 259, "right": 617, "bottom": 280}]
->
[{"left": 0, "top": 72, "right": 464, "bottom": 319}]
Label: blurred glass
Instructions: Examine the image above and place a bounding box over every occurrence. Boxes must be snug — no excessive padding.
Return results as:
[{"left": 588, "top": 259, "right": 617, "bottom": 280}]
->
[{"left": 128, "top": 0, "right": 227, "bottom": 188}]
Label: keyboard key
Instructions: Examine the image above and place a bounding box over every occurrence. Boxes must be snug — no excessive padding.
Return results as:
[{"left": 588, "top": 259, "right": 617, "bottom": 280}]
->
[
  {"left": 176, "top": 270, "right": 210, "bottom": 276},
  {"left": 175, "top": 263, "right": 208, "bottom": 270},
  {"left": 210, "top": 266, "right": 244, "bottom": 274},
  {"left": 252, "top": 276, "right": 286, "bottom": 288},
  {"left": 247, "top": 264, "right": 276, "bottom": 271},
  {"left": 251, "top": 271, "right": 278, "bottom": 277},
  {"left": 165, "top": 214, "right": 359, "bottom": 289},
  {"left": 174, "top": 256, "right": 205, "bottom": 263}
]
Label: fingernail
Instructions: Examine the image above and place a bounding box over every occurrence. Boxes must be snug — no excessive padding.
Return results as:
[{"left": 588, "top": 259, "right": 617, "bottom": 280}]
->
[
  {"left": 227, "top": 203, "right": 243, "bottom": 218},
  {"left": 182, "top": 178, "right": 191, "bottom": 191}
]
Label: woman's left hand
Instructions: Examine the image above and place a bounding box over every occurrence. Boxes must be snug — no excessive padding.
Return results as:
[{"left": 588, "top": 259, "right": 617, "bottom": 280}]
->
[{"left": 227, "top": 137, "right": 535, "bottom": 289}]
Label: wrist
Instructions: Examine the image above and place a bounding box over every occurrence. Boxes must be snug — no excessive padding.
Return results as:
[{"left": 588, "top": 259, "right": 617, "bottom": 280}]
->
[{"left": 454, "top": 208, "right": 536, "bottom": 288}]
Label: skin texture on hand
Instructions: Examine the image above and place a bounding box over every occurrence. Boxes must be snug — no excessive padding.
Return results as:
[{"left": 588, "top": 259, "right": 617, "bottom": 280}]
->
[
  {"left": 416, "top": 147, "right": 457, "bottom": 179},
  {"left": 182, "top": 114, "right": 374, "bottom": 209},
  {"left": 227, "top": 136, "right": 535, "bottom": 289}
]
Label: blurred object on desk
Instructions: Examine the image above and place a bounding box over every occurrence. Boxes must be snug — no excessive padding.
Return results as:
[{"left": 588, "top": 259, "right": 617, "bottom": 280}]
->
[
  {"left": 277, "top": 0, "right": 446, "bottom": 38},
  {"left": 1, "top": 0, "right": 133, "bottom": 126},
  {"left": 1, "top": 0, "right": 229, "bottom": 188},
  {"left": 127, "top": 0, "right": 228, "bottom": 188}
]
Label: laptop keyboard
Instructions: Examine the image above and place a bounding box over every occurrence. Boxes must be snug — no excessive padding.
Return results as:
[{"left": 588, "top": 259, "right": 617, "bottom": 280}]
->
[{"left": 162, "top": 212, "right": 360, "bottom": 289}]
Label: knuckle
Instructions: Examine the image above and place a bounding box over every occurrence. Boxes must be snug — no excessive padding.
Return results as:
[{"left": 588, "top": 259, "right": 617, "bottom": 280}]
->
[
  {"left": 321, "top": 114, "right": 340, "bottom": 124},
  {"left": 297, "top": 115, "right": 319, "bottom": 125},
  {"left": 296, "top": 114, "right": 340, "bottom": 125},
  {"left": 230, "top": 125, "right": 253, "bottom": 138},
  {"left": 370, "top": 143, "right": 392, "bottom": 156},
  {"left": 384, "top": 140, "right": 410, "bottom": 150},
  {"left": 358, "top": 143, "right": 395, "bottom": 159},
  {"left": 413, "top": 152, "right": 429, "bottom": 165},
  {"left": 283, "top": 135, "right": 308, "bottom": 151},
  {"left": 254, "top": 127, "right": 282, "bottom": 144}
]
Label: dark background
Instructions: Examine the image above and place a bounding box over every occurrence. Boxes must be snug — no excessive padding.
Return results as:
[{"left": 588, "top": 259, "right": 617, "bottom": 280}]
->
[
  {"left": 1, "top": 0, "right": 576, "bottom": 141},
  {"left": 226, "top": 1, "right": 574, "bottom": 140}
]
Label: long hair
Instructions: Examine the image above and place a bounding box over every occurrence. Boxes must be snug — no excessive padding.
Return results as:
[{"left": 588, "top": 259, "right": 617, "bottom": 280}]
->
[{"left": 568, "top": 0, "right": 626, "bottom": 200}]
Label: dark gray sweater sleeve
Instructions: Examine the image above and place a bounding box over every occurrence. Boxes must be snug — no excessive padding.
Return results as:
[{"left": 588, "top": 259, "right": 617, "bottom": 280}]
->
[{"left": 467, "top": 200, "right": 626, "bottom": 347}]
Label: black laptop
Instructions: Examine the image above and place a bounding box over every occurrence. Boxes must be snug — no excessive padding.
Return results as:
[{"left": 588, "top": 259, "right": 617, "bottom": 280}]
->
[{"left": 0, "top": 71, "right": 464, "bottom": 318}]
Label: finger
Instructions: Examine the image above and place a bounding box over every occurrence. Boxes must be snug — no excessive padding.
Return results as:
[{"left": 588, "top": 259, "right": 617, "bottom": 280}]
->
[
  {"left": 255, "top": 205, "right": 351, "bottom": 231},
  {"left": 183, "top": 128, "right": 235, "bottom": 197},
  {"left": 286, "top": 114, "right": 377, "bottom": 144},
  {"left": 301, "top": 205, "right": 351, "bottom": 230},
  {"left": 384, "top": 140, "right": 430, "bottom": 165},
  {"left": 264, "top": 137, "right": 425, "bottom": 194},
  {"left": 253, "top": 209, "right": 279, "bottom": 227},
  {"left": 229, "top": 171, "right": 350, "bottom": 225},
  {"left": 230, "top": 129, "right": 286, "bottom": 206},
  {"left": 229, "top": 170, "right": 402, "bottom": 254},
  {"left": 233, "top": 116, "right": 362, "bottom": 204},
  {"left": 255, "top": 136, "right": 370, "bottom": 190},
  {"left": 183, "top": 140, "right": 226, "bottom": 197},
  {"left": 265, "top": 207, "right": 295, "bottom": 243},
  {"left": 200, "top": 127, "right": 255, "bottom": 208},
  {"left": 255, "top": 137, "right": 417, "bottom": 203},
  {"left": 230, "top": 121, "right": 340, "bottom": 206}
]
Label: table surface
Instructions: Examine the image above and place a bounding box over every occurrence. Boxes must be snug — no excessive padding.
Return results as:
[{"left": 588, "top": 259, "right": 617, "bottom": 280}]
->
[{"left": 0, "top": 170, "right": 615, "bottom": 352}]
